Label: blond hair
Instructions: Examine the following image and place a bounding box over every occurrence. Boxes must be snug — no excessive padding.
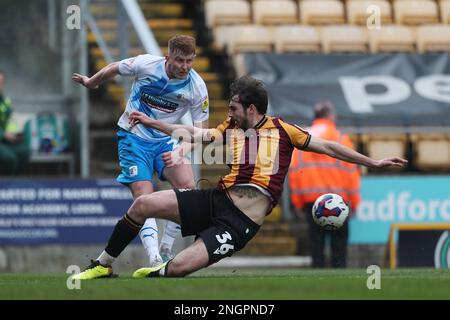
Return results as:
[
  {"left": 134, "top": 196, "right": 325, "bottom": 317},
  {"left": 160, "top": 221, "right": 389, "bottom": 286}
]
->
[{"left": 168, "top": 35, "right": 196, "bottom": 56}]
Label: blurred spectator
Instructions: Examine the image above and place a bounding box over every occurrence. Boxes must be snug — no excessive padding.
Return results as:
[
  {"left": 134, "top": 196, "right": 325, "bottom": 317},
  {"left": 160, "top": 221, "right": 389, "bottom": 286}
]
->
[
  {"left": 288, "top": 101, "right": 360, "bottom": 268},
  {"left": 0, "top": 70, "right": 30, "bottom": 175}
]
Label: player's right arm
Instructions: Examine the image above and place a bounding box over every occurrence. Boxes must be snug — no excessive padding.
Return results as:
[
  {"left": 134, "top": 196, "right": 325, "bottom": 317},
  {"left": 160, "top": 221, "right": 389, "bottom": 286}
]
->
[
  {"left": 72, "top": 54, "right": 154, "bottom": 89},
  {"left": 72, "top": 62, "right": 120, "bottom": 89}
]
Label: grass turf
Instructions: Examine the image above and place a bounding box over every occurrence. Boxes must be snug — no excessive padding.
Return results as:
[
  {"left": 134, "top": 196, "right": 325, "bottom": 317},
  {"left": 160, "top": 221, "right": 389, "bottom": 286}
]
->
[{"left": 0, "top": 268, "right": 449, "bottom": 300}]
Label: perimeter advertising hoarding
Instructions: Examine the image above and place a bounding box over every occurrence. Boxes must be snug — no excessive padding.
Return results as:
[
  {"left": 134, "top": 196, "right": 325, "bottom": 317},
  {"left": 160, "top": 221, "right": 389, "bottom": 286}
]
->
[
  {"left": 0, "top": 179, "right": 132, "bottom": 244},
  {"left": 350, "top": 176, "right": 450, "bottom": 244}
]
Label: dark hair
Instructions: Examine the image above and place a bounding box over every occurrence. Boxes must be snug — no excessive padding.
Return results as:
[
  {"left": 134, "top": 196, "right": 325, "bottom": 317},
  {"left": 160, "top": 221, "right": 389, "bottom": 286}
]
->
[
  {"left": 314, "top": 101, "right": 335, "bottom": 119},
  {"left": 168, "top": 35, "right": 196, "bottom": 55},
  {"left": 230, "top": 76, "right": 268, "bottom": 114}
]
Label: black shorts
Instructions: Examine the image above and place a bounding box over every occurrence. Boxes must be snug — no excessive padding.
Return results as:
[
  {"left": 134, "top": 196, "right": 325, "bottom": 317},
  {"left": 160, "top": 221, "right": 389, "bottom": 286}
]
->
[{"left": 175, "top": 188, "right": 261, "bottom": 265}]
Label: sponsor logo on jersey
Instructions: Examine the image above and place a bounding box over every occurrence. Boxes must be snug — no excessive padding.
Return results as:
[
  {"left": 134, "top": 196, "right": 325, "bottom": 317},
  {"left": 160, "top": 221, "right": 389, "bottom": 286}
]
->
[{"left": 141, "top": 92, "right": 179, "bottom": 113}]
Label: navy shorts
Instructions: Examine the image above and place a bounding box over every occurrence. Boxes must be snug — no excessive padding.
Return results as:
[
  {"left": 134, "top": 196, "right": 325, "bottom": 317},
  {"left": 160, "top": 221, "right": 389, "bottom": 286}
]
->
[{"left": 175, "top": 188, "right": 261, "bottom": 265}]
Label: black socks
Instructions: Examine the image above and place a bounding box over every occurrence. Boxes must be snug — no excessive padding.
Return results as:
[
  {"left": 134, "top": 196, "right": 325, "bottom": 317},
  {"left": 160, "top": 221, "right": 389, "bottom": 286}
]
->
[{"left": 105, "top": 213, "right": 143, "bottom": 258}]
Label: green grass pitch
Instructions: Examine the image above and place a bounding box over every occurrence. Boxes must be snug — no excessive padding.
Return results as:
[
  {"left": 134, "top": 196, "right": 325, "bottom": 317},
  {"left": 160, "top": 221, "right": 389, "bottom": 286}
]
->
[{"left": 0, "top": 268, "right": 449, "bottom": 300}]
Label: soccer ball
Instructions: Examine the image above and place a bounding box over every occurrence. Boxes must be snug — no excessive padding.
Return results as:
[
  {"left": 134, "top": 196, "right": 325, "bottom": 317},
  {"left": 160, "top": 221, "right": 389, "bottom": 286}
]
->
[{"left": 312, "top": 193, "right": 349, "bottom": 230}]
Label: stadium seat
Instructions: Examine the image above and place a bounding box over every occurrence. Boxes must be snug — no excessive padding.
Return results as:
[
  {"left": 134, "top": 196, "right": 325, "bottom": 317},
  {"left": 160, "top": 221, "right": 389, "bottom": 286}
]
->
[
  {"left": 320, "top": 25, "right": 368, "bottom": 53},
  {"left": 299, "top": 0, "right": 345, "bottom": 25},
  {"left": 368, "top": 25, "right": 416, "bottom": 53},
  {"left": 393, "top": 0, "right": 439, "bottom": 25},
  {"left": 416, "top": 24, "right": 450, "bottom": 52},
  {"left": 212, "top": 25, "right": 235, "bottom": 51},
  {"left": 225, "top": 25, "right": 274, "bottom": 55},
  {"left": 273, "top": 25, "right": 320, "bottom": 53},
  {"left": 440, "top": 0, "right": 450, "bottom": 24},
  {"left": 361, "top": 132, "right": 408, "bottom": 171},
  {"left": 346, "top": 0, "right": 393, "bottom": 25},
  {"left": 253, "top": 0, "right": 298, "bottom": 25},
  {"left": 204, "top": 0, "right": 251, "bottom": 28},
  {"left": 410, "top": 133, "right": 450, "bottom": 171}
]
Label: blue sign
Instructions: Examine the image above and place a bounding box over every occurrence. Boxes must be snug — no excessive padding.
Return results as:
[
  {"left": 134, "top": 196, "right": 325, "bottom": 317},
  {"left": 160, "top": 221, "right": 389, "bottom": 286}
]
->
[
  {"left": 350, "top": 176, "right": 450, "bottom": 244},
  {"left": 0, "top": 179, "right": 133, "bottom": 244}
]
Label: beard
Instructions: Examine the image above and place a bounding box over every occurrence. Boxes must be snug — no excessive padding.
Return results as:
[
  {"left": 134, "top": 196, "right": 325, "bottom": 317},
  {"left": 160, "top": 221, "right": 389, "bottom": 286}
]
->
[{"left": 236, "top": 117, "right": 250, "bottom": 130}]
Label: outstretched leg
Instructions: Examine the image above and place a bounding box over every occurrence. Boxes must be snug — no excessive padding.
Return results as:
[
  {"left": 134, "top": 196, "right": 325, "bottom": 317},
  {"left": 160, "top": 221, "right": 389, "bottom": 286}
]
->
[
  {"left": 133, "top": 237, "right": 210, "bottom": 278},
  {"left": 73, "top": 190, "right": 180, "bottom": 280},
  {"left": 167, "top": 238, "right": 209, "bottom": 277},
  {"left": 160, "top": 162, "right": 196, "bottom": 261}
]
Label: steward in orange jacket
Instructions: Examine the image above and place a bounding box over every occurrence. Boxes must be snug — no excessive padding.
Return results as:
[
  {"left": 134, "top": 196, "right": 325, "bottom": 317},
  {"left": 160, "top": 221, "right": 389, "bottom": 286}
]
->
[
  {"left": 289, "top": 118, "right": 360, "bottom": 212},
  {"left": 288, "top": 101, "right": 360, "bottom": 268}
]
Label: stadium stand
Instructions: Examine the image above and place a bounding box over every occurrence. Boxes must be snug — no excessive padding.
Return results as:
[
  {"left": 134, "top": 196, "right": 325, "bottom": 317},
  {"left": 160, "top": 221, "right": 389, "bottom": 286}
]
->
[
  {"left": 300, "top": 0, "right": 346, "bottom": 25},
  {"left": 346, "top": 0, "right": 393, "bottom": 25},
  {"left": 225, "top": 25, "right": 274, "bottom": 55},
  {"left": 320, "top": 25, "right": 368, "bottom": 53},
  {"left": 252, "top": 0, "right": 298, "bottom": 25},
  {"left": 410, "top": 133, "right": 450, "bottom": 171},
  {"left": 204, "top": 0, "right": 450, "bottom": 55},
  {"left": 393, "top": 0, "right": 439, "bottom": 25},
  {"left": 441, "top": 0, "right": 450, "bottom": 24},
  {"left": 361, "top": 132, "right": 409, "bottom": 171},
  {"left": 273, "top": 25, "right": 321, "bottom": 53},
  {"left": 204, "top": 0, "right": 252, "bottom": 28},
  {"left": 368, "top": 25, "right": 416, "bottom": 52},
  {"left": 416, "top": 24, "right": 450, "bottom": 52}
]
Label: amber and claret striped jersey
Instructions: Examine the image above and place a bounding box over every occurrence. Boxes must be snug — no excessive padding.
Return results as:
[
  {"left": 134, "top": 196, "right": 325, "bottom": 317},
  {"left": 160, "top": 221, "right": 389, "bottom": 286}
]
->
[{"left": 207, "top": 116, "right": 311, "bottom": 211}]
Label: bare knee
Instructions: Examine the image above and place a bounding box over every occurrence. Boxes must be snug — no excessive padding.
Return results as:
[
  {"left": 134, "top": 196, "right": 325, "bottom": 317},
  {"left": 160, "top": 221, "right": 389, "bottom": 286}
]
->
[
  {"left": 127, "top": 195, "right": 154, "bottom": 223},
  {"left": 174, "top": 179, "right": 195, "bottom": 190},
  {"left": 167, "top": 259, "right": 190, "bottom": 277}
]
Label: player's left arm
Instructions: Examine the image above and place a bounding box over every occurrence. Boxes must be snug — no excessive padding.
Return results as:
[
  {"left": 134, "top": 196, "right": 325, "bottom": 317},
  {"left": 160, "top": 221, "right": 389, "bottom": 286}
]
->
[{"left": 305, "top": 135, "right": 408, "bottom": 169}]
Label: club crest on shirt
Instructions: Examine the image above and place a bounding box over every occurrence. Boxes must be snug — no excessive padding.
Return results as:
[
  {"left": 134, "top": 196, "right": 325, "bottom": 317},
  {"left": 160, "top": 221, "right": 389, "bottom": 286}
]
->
[{"left": 129, "top": 165, "right": 138, "bottom": 177}]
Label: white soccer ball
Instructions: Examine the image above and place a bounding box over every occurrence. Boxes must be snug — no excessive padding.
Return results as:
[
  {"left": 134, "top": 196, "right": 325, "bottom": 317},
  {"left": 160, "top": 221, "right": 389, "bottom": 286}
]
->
[{"left": 312, "top": 193, "right": 349, "bottom": 230}]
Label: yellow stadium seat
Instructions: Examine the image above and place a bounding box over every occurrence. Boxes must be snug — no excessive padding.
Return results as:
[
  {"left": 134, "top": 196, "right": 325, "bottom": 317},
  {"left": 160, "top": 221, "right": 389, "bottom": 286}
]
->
[
  {"left": 416, "top": 24, "right": 450, "bottom": 52},
  {"left": 300, "top": 0, "right": 345, "bottom": 25},
  {"left": 346, "top": 0, "right": 393, "bottom": 25},
  {"left": 212, "top": 25, "right": 235, "bottom": 51},
  {"left": 320, "top": 25, "right": 368, "bottom": 53},
  {"left": 225, "top": 25, "right": 274, "bottom": 55},
  {"left": 368, "top": 25, "right": 416, "bottom": 52},
  {"left": 273, "top": 25, "right": 320, "bottom": 53},
  {"left": 393, "top": 0, "right": 439, "bottom": 25},
  {"left": 204, "top": 0, "right": 251, "bottom": 28},
  {"left": 410, "top": 133, "right": 450, "bottom": 171},
  {"left": 253, "top": 0, "right": 298, "bottom": 25},
  {"left": 440, "top": 0, "right": 450, "bottom": 24},
  {"left": 362, "top": 132, "right": 408, "bottom": 171}
]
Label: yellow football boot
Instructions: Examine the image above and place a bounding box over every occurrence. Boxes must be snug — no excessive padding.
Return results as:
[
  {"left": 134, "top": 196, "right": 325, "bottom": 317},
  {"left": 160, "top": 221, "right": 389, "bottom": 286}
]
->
[
  {"left": 72, "top": 260, "right": 115, "bottom": 280},
  {"left": 132, "top": 261, "right": 168, "bottom": 278}
]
